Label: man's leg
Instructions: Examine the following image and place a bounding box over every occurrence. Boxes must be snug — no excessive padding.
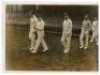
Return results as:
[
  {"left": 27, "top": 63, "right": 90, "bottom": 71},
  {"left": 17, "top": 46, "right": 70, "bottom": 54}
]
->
[
  {"left": 90, "top": 31, "right": 95, "bottom": 42},
  {"left": 96, "top": 36, "right": 98, "bottom": 45},
  {"left": 41, "top": 38, "right": 48, "bottom": 52},
  {"left": 94, "top": 31, "right": 98, "bottom": 45},
  {"left": 30, "top": 32, "right": 36, "bottom": 50},
  {"left": 61, "top": 34, "right": 66, "bottom": 48},
  {"left": 31, "top": 31, "right": 42, "bottom": 53},
  {"left": 64, "top": 35, "right": 71, "bottom": 53},
  {"left": 79, "top": 32, "right": 84, "bottom": 48},
  {"left": 84, "top": 31, "right": 89, "bottom": 49}
]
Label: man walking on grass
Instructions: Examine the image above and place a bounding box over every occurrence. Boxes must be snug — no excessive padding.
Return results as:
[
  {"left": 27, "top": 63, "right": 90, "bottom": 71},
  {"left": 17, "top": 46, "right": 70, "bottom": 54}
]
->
[
  {"left": 79, "top": 14, "right": 91, "bottom": 49},
  {"left": 31, "top": 15, "right": 48, "bottom": 53},
  {"left": 61, "top": 13, "right": 73, "bottom": 53}
]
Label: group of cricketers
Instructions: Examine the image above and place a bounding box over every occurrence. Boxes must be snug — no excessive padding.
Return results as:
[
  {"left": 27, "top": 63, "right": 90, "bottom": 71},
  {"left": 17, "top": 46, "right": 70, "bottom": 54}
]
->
[{"left": 29, "top": 12, "right": 98, "bottom": 54}]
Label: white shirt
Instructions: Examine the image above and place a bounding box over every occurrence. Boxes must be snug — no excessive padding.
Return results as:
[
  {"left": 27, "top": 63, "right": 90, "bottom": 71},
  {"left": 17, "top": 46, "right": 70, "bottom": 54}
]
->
[
  {"left": 82, "top": 19, "right": 91, "bottom": 32},
  {"left": 92, "top": 20, "right": 98, "bottom": 32},
  {"left": 62, "top": 18, "right": 72, "bottom": 34},
  {"left": 36, "top": 19, "right": 45, "bottom": 31},
  {"left": 30, "top": 16, "right": 38, "bottom": 32}
]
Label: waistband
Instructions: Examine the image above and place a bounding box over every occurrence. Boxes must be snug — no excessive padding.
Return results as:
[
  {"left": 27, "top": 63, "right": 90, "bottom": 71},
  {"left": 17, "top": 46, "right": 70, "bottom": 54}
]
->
[{"left": 34, "top": 28, "right": 44, "bottom": 31}]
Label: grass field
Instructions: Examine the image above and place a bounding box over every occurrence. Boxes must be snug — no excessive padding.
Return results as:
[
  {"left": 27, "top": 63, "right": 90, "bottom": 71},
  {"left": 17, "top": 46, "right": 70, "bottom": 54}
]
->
[{"left": 6, "top": 24, "right": 98, "bottom": 71}]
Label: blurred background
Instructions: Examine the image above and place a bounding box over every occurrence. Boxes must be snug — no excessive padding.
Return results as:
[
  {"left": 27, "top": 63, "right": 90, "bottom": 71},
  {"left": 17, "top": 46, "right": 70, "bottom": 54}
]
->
[{"left": 6, "top": 5, "right": 98, "bottom": 34}]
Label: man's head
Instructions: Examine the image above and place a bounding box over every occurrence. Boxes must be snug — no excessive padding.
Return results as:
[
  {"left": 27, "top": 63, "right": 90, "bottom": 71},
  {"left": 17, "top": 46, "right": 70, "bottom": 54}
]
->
[
  {"left": 37, "top": 15, "right": 42, "bottom": 21},
  {"left": 64, "top": 13, "right": 69, "bottom": 19},
  {"left": 84, "top": 14, "right": 89, "bottom": 20},
  {"left": 32, "top": 14, "right": 36, "bottom": 18},
  {"left": 94, "top": 17, "right": 97, "bottom": 20},
  {"left": 29, "top": 11, "right": 36, "bottom": 17},
  {"left": 29, "top": 11, "right": 33, "bottom": 16}
]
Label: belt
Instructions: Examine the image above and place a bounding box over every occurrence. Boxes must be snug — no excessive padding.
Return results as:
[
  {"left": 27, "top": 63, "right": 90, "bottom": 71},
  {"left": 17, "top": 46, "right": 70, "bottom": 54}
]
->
[{"left": 34, "top": 28, "right": 44, "bottom": 31}]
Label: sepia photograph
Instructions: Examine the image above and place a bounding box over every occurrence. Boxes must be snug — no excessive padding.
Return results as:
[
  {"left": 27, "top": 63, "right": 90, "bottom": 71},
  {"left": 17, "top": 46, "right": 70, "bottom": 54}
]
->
[{"left": 5, "top": 3, "right": 98, "bottom": 71}]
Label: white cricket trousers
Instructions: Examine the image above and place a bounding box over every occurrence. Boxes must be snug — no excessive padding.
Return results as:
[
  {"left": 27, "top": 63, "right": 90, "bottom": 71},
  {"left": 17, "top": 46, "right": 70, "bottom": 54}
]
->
[
  {"left": 29, "top": 31, "right": 36, "bottom": 49},
  {"left": 33, "top": 30, "right": 48, "bottom": 51},
  {"left": 61, "top": 33, "right": 71, "bottom": 52},
  {"left": 80, "top": 31, "right": 89, "bottom": 47},
  {"left": 91, "top": 30, "right": 98, "bottom": 44}
]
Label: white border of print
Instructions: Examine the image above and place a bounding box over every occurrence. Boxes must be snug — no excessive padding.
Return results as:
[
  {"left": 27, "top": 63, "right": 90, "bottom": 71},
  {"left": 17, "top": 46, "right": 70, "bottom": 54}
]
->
[{"left": 0, "top": 0, "right": 99, "bottom": 75}]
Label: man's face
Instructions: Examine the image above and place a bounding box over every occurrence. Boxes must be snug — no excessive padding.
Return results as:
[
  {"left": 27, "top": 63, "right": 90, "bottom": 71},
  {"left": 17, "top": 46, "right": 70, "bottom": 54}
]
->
[
  {"left": 84, "top": 15, "right": 88, "bottom": 20},
  {"left": 64, "top": 15, "right": 68, "bottom": 19},
  {"left": 38, "top": 17, "right": 41, "bottom": 21},
  {"left": 94, "top": 17, "right": 97, "bottom": 20},
  {"left": 32, "top": 14, "right": 35, "bottom": 17}
]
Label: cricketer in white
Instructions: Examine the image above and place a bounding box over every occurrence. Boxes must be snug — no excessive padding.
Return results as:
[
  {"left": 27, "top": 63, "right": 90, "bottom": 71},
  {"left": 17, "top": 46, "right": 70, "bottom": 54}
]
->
[
  {"left": 29, "top": 14, "right": 38, "bottom": 51},
  {"left": 31, "top": 16, "right": 48, "bottom": 53},
  {"left": 79, "top": 14, "right": 91, "bottom": 50},
  {"left": 61, "top": 13, "right": 72, "bottom": 53},
  {"left": 90, "top": 17, "right": 98, "bottom": 45}
]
